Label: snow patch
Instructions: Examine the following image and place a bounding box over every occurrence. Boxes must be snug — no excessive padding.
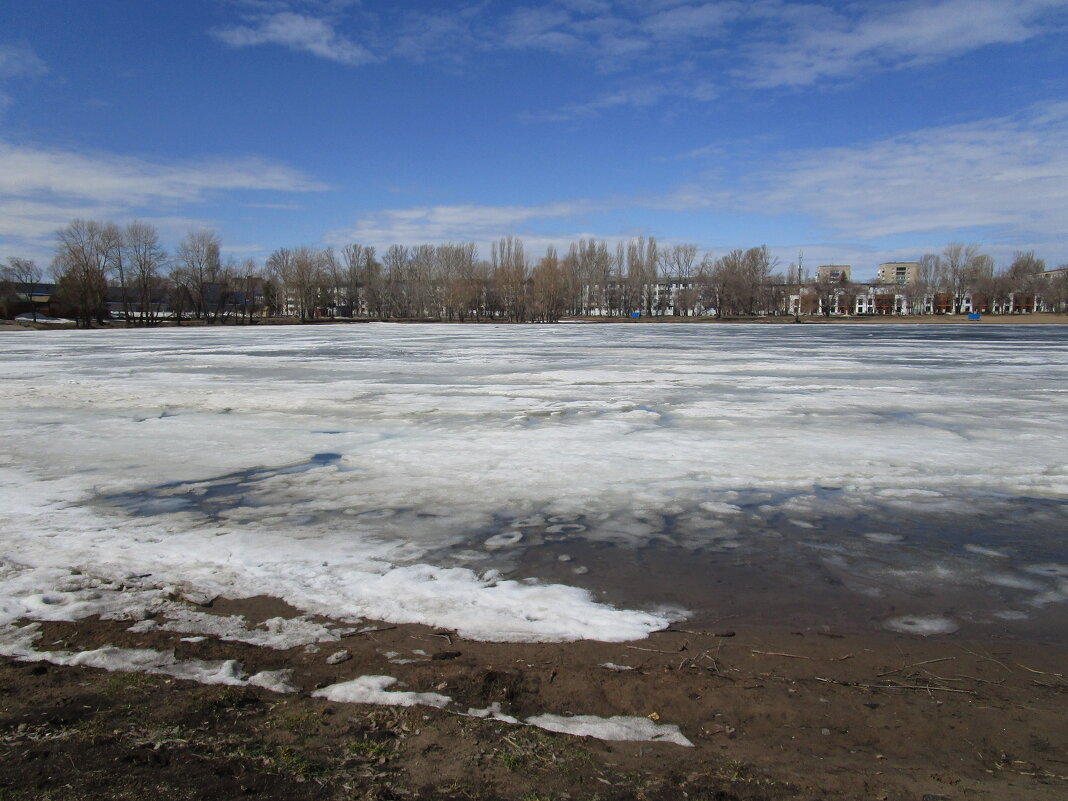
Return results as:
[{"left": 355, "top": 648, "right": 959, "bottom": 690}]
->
[
  {"left": 525, "top": 713, "right": 693, "bottom": 747},
  {"left": 312, "top": 675, "right": 451, "bottom": 708}
]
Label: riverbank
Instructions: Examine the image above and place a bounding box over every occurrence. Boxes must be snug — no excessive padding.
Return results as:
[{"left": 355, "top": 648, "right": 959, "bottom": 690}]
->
[
  {"left": 3, "top": 312, "right": 1068, "bottom": 332},
  {"left": 2, "top": 599, "right": 1065, "bottom": 800}
]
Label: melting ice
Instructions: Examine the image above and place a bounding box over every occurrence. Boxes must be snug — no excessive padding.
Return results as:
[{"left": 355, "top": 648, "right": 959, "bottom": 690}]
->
[{"left": 1, "top": 323, "right": 1066, "bottom": 642}]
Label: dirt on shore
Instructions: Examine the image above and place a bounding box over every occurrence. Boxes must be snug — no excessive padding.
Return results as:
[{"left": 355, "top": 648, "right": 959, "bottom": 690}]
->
[{"left": 2, "top": 595, "right": 1065, "bottom": 801}]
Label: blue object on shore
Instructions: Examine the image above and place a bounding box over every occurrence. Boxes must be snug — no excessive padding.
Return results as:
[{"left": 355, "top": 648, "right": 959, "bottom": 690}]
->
[
  {"left": 968, "top": 313, "right": 981, "bottom": 320},
  {"left": 631, "top": 311, "right": 641, "bottom": 318}
]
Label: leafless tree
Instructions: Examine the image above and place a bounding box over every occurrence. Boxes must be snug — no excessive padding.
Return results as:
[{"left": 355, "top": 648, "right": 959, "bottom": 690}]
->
[
  {"left": 289, "top": 246, "right": 325, "bottom": 322},
  {"left": 123, "top": 221, "right": 167, "bottom": 324},
  {"left": 940, "top": 243, "right": 991, "bottom": 314},
  {"left": 236, "top": 258, "right": 261, "bottom": 323},
  {"left": 491, "top": 237, "right": 527, "bottom": 322},
  {"left": 265, "top": 247, "right": 293, "bottom": 317},
  {"left": 177, "top": 230, "right": 222, "bottom": 320},
  {"left": 383, "top": 244, "right": 411, "bottom": 319},
  {"left": 439, "top": 242, "right": 479, "bottom": 321},
  {"left": 658, "top": 244, "right": 698, "bottom": 316},
  {"left": 52, "top": 219, "right": 117, "bottom": 327},
  {"left": 530, "top": 246, "right": 566, "bottom": 322},
  {"left": 1044, "top": 268, "right": 1068, "bottom": 313},
  {"left": 3, "top": 257, "right": 43, "bottom": 321}
]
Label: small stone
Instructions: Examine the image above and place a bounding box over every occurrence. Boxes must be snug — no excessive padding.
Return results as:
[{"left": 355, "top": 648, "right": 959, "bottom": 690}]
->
[
  {"left": 821, "top": 728, "right": 831, "bottom": 736},
  {"left": 325, "top": 649, "right": 351, "bottom": 664}
]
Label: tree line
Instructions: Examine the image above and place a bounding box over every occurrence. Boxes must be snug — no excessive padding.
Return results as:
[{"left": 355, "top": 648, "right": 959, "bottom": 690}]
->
[{"left": 2, "top": 219, "right": 1066, "bottom": 326}]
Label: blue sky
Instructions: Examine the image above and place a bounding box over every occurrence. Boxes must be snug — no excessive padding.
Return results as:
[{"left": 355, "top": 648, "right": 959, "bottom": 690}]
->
[{"left": 2, "top": 0, "right": 1068, "bottom": 279}]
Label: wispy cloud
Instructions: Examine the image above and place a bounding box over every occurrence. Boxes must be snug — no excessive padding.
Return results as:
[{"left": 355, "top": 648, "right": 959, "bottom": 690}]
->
[
  {"left": 0, "top": 42, "right": 48, "bottom": 121},
  {"left": 207, "top": 2, "right": 1067, "bottom": 116},
  {"left": 211, "top": 10, "right": 375, "bottom": 65},
  {"left": 326, "top": 200, "right": 604, "bottom": 251},
  {"left": 686, "top": 101, "right": 1068, "bottom": 244},
  {"left": 0, "top": 141, "right": 327, "bottom": 261},
  {"left": 0, "top": 42, "right": 48, "bottom": 79},
  {"left": 743, "top": 0, "right": 1068, "bottom": 87},
  {"left": 0, "top": 143, "right": 327, "bottom": 205},
  {"left": 524, "top": 79, "right": 718, "bottom": 122}
]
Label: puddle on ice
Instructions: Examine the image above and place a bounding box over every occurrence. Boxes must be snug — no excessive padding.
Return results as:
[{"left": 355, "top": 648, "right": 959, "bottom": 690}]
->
[{"left": 101, "top": 463, "right": 1068, "bottom": 640}]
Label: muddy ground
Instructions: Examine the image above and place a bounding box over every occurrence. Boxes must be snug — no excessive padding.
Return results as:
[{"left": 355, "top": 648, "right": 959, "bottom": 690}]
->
[{"left": 2, "top": 596, "right": 1065, "bottom": 801}]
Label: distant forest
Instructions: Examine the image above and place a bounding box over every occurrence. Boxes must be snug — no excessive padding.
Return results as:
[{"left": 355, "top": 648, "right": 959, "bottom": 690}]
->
[{"left": 3, "top": 218, "right": 1066, "bottom": 327}]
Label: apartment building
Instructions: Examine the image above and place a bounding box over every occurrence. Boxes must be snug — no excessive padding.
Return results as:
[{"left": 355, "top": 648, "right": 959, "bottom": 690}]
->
[
  {"left": 816, "top": 264, "right": 851, "bottom": 283},
  {"left": 876, "top": 262, "right": 920, "bottom": 286}
]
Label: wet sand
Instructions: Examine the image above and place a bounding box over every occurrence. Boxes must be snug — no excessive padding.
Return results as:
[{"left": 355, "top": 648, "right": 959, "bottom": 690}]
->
[{"left": 2, "top": 597, "right": 1066, "bottom": 800}]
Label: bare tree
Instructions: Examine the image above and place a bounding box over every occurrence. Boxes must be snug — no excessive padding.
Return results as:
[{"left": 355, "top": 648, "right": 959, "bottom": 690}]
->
[
  {"left": 341, "top": 243, "right": 369, "bottom": 315},
  {"left": 530, "top": 246, "right": 565, "bottom": 322},
  {"left": 123, "top": 222, "right": 167, "bottom": 324},
  {"left": 659, "top": 244, "right": 697, "bottom": 316},
  {"left": 177, "top": 230, "right": 222, "bottom": 320},
  {"left": 940, "top": 243, "right": 991, "bottom": 314},
  {"left": 289, "top": 246, "right": 325, "bottom": 322},
  {"left": 491, "top": 237, "right": 527, "bottom": 322},
  {"left": 439, "top": 242, "right": 479, "bottom": 321},
  {"left": 1043, "top": 267, "right": 1068, "bottom": 313},
  {"left": 3, "top": 257, "right": 43, "bottom": 321},
  {"left": 265, "top": 247, "right": 294, "bottom": 317},
  {"left": 383, "top": 245, "right": 411, "bottom": 319},
  {"left": 236, "top": 258, "right": 261, "bottom": 323},
  {"left": 811, "top": 269, "right": 849, "bottom": 317},
  {"left": 52, "top": 219, "right": 117, "bottom": 327},
  {"left": 1005, "top": 250, "right": 1046, "bottom": 311}
]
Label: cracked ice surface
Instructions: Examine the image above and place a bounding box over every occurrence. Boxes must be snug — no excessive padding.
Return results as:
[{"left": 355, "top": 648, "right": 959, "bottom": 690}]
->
[{"left": 1, "top": 323, "right": 1066, "bottom": 641}]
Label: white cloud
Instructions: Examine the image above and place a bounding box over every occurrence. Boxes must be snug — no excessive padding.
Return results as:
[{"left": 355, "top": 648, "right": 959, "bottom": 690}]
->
[
  {"left": 743, "top": 0, "right": 1068, "bottom": 87},
  {"left": 642, "top": 3, "right": 744, "bottom": 40},
  {"left": 689, "top": 102, "right": 1068, "bottom": 246},
  {"left": 326, "top": 200, "right": 604, "bottom": 252},
  {"left": 0, "top": 42, "right": 47, "bottom": 79},
  {"left": 0, "top": 141, "right": 327, "bottom": 261},
  {"left": 524, "top": 79, "right": 718, "bottom": 121},
  {"left": 211, "top": 11, "right": 376, "bottom": 65},
  {"left": 0, "top": 143, "right": 327, "bottom": 205}
]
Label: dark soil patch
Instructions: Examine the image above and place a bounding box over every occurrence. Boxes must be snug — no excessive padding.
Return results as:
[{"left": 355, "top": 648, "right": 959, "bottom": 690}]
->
[{"left": 2, "top": 613, "right": 1066, "bottom": 800}]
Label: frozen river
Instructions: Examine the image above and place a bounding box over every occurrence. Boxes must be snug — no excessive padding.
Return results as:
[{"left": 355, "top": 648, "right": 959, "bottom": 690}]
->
[{"left": 2, "top": 323, "right": 1067, "bottom": 644}]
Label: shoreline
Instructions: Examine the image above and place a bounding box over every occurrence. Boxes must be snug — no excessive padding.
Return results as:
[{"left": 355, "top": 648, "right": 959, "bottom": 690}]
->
[
  {"left": 4, "top": 312, "right": 1068, "bottom": 332},
  {"left": 2, "top": 599, "right": 1066, "bottom": 800}
]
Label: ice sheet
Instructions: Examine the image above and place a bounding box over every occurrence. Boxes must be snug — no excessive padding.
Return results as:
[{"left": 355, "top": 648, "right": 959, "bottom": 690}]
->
[{"left": 1, "top": 324, "right": 1066, "bottom": 642}]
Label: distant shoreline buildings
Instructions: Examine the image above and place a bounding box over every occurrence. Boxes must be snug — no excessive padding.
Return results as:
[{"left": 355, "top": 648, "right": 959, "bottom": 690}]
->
[{"left": 4, "top": 223, "right": 1067, "bottom": 325}]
